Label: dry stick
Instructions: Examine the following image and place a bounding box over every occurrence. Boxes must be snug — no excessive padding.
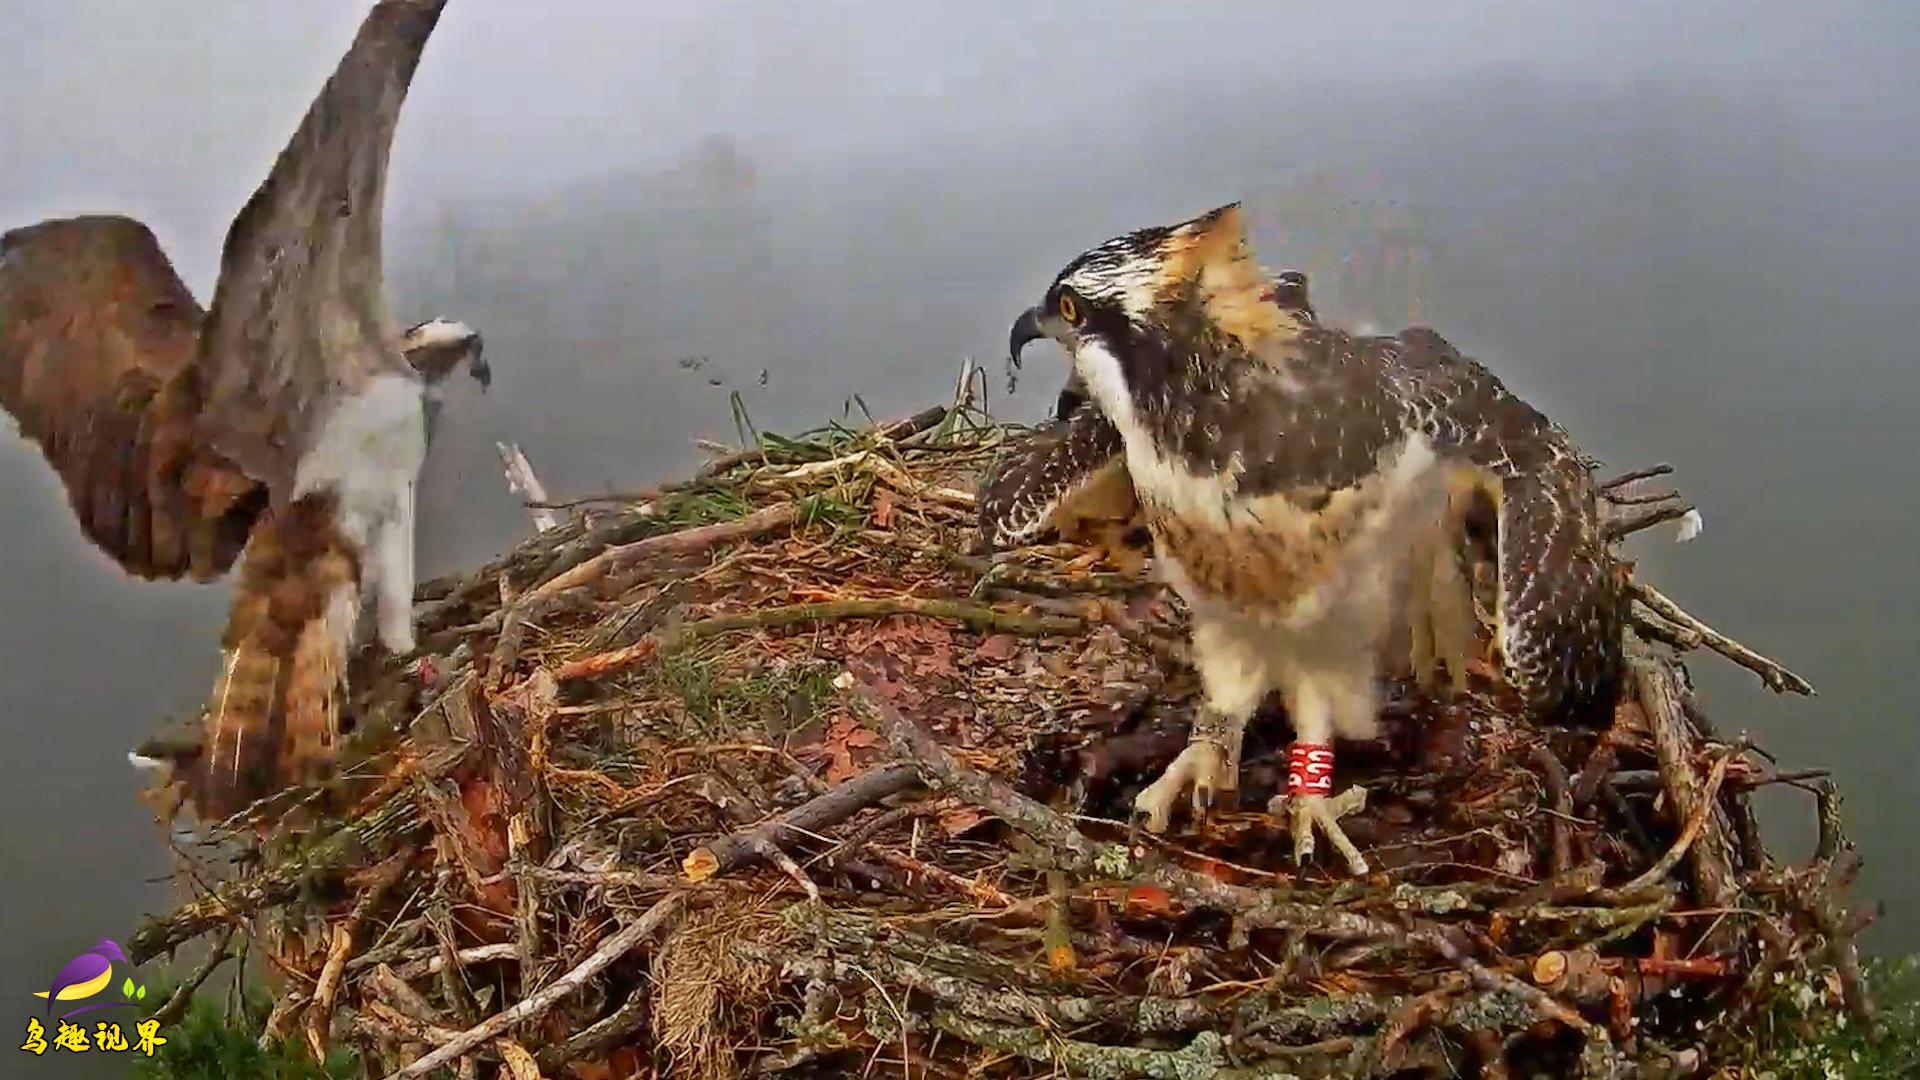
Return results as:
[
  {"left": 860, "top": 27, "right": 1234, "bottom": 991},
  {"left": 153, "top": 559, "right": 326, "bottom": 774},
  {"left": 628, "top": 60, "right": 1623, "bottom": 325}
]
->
[
  {"left": 746, "top": 835, "right": 823, "bottom": 902},
  {"left": 534, "top": 983, "right": 650, "bottom": 1072},
  {"left": 1526, "top": 746, "right": 1575, "bottom": 878},
  {"left": 1804, "top": 781, "right": 1877, "bottom": 1033},
  {"left": 1599, "top": 464, "right": 1674, "bottom": 490},
  {"left": 128, "top": 800, "right": 425, "bottom": 965},
  {"left": 149, "top": 926, "right": 237, "bottom": 1029},
  {"left": 690, "top": 762, "right": 923, "bottom": 879},
  {"left": 384, "top": 891, "right": 685, "bottom": 1080},
  {"left": 308, "top": 850, "right": 411, "bottom": 1058},
  {"left": 511, "top": 866, "right": 686, "bottom": 892},
  {"left": 390, "top": 943, "right": 520, "bottom": 982},
  {"left": 489, "top": 503, "right": 798, "bottom": 686},
  {"left": 1628, "top": 639, "right": 1741, "bottom": 953},
  {"left": 367, "top": 963, "right": 444, "bottom": 1025},
  {"left": 1605, "top": 502, "right": 1696, "bottom": 542},
  {"left": 259, "top": 990, "right": 311, "bottom": 1050},
  {"left": 1417, "top": 928, "right": 1602, "bottom": 1040},
  {"left": 1628, "top": 581, "right": 1814, "bottom": 695},
  {"left": 535, "top": 502, "right": 799, "bottom": 598},
  {"left": 1608, "top": 767, "right": 1829, "bottom": 793},
  {"left": 497, "top": 441, "right": 561, "bottom": 533},
  {"left": 552, "top": 598, "right": 1083, "bottom": 682},
  {"left": 360, "top": 998, "right": 470, "bottom": 1051},
  {"left": 1599, "top": 749, "right": 1735, "bottom": 902}
]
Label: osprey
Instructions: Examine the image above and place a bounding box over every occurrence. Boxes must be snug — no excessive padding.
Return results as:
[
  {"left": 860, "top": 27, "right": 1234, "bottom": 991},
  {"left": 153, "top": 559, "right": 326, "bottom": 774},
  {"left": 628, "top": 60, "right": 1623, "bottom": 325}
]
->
[
  {"left": 982, "top": 269, "right": 1487, "bottom": 694},
  {"left": 1006, "top": 205, "right": 1622, "bottom": 873},
  {"left": 0, "top": 0, "right": 480, "bottom": 819}
]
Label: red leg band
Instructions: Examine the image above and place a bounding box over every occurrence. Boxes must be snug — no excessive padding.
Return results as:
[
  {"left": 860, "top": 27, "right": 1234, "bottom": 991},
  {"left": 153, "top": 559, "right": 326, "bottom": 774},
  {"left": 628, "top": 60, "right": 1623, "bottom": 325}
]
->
[{"left": 1287, "top": 743, "right": 1334, "bottom": 797}]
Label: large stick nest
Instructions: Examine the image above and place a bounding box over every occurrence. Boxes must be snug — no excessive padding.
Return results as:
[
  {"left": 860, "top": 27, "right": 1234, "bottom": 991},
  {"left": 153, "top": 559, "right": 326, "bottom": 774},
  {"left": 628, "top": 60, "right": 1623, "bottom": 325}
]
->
[{"left": 131, "top": 400, "right": 1864, "bottom": 1079}]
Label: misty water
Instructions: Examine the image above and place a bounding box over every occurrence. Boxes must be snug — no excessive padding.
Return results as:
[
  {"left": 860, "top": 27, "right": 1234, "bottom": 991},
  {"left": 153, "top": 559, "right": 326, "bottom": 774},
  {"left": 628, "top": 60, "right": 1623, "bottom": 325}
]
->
[{"left": 2, "top": 3, "right": 1915, "bottom": 1073}]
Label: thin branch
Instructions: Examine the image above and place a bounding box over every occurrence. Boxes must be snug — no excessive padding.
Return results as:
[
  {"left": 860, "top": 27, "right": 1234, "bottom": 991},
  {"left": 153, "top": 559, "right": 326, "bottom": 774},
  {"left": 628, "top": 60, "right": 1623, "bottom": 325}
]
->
[
  {"left": 383, "top": 892, "right": 685, "bottom": 1080},
  {"left": 1599, "top": 464, "right": 1674, "bottom": 490},
  {"left": 149, "top": 926, "right": 237, "bottom": 1029},
  {"left": 1600, "top": 748, "right": 1735, "bottom": 902},
  {"left": 535, "top": 503, "right": 799, "bottom": 599},
  {"left": 497, "top": 441, "right": 561, "bottom": 532},
  {"left": 690, "top": 762, "right": 921, "bottom": 880},
  {"left": 1629, "top": 581, "right": 1815, "bottom": 695}
]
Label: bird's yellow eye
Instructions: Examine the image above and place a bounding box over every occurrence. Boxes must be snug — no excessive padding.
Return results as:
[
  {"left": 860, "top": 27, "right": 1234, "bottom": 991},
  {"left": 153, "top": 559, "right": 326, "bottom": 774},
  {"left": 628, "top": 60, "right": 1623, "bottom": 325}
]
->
[{"left": 1057, "top": 291, "right": 1081, "bottom": 325}]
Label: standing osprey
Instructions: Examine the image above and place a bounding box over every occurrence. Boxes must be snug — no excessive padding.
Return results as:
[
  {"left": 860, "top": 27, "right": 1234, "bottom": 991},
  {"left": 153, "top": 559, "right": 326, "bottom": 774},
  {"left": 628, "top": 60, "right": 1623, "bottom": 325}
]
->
[
  {"left": 1007, "top": 205, "right": 1622, "bottom": 873},
  {"left": 0, "top": 0, "right": 480, "bottom": 819},
  {"left": 984, "top": 268, "right": 1487, "bottom": 692}
]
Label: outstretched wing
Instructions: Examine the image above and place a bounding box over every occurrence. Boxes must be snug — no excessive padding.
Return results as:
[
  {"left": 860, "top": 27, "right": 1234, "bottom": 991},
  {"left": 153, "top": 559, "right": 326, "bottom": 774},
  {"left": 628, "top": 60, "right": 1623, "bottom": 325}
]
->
[
  {"left": 978, "top": 405, "right": 1128, "bottom": 550},
  {"left": 1395, "top": 327, "right": 1624, "bottom": 721},
  {"left": 0, "top": 217, "right": 263, "bottom": 579},
  {"left": 195, "top": 0, "right": 450, "bottom": 502}
]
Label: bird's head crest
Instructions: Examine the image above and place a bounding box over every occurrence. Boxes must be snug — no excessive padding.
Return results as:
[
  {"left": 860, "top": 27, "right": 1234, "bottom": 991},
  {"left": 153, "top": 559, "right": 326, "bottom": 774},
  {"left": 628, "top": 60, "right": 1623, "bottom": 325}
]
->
[{"left": 1008, "top": 204, "right": 1304, "bottom": 390}]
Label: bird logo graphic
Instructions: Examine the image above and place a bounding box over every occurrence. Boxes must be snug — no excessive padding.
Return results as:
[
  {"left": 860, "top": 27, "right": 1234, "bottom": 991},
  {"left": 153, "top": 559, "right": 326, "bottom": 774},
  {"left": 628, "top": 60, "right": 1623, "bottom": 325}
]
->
[{"left": 32, "top": 939, "right": 145, "bottom": 1019}]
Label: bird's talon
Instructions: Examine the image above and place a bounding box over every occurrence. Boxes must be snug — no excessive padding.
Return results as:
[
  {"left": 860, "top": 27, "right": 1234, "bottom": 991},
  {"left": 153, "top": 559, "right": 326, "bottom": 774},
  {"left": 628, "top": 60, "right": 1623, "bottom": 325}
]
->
[
  {"left": 1268, "top": 788, "right": 1371, "bottom": 876},
  {"left": 1133, "top": 739, "right": 1235, "bottom": 835}
]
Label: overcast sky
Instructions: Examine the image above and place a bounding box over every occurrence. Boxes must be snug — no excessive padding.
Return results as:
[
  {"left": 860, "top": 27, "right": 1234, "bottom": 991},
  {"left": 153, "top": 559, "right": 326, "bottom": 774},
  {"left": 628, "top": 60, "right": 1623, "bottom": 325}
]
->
[{"left": 5, "top": 0, "right": 1913, "bottom": 290}]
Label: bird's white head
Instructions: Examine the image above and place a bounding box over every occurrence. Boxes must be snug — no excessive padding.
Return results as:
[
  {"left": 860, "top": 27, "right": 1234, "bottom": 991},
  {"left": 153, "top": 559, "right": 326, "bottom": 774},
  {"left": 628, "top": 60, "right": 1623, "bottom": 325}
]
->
[
  {"left": 1008, "top": 204, "right": 1302, "bottom": 422},
  {"left": 401, "top": 318, "right": 489, "bottom": 391}
]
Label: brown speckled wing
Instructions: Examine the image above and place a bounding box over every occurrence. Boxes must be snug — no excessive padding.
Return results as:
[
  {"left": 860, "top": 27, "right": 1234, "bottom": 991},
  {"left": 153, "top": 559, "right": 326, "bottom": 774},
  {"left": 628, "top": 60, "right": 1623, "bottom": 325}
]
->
[
  {"left": 0, "top": 217, "right": 265, "bottom": 580},
  {"left": 1393, "top": 328, "right": 1624, "bottom": 722},
  {"left": 977, "top": 405, "right": 1125, "bottom": 549}
]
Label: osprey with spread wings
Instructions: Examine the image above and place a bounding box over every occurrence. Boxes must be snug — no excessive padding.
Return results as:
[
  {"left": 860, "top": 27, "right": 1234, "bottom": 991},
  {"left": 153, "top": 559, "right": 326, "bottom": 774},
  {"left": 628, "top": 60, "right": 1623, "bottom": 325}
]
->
[
  {"left": 995, "top": 205, "right": 1623, "bottom": 874},
  {"left": 0, "top": 0, "right": 483, "bottom": 819}
]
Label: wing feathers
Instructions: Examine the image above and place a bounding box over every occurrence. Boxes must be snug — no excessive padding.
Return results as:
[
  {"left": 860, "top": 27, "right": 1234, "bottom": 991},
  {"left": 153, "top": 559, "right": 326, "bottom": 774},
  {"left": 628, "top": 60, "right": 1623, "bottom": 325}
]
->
[
  {"left": 1494, "top": 472, "right": 1624, "bottom": 723},
  {"left": 978, "top": 405, "right": 1127, "bottom": 549},
  {"left": 196, "top": 0, "right": 450, "bottom": 500},
  {"left": 1392, "top": 329, "right": 1626, "bottom": 721},
  {"left": 0, "top": 217, "right": 265, "bottom": 579}
]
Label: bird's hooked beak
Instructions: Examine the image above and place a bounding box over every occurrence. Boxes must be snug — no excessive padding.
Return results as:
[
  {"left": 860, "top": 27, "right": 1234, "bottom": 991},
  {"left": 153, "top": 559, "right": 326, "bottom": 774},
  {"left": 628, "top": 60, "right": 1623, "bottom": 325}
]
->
[
  {"left": 468, "top": 338, "right": 491, "bottom": 393},
  {"left": 1008, "top": 304, "right": 1062, "bottom": 371}
]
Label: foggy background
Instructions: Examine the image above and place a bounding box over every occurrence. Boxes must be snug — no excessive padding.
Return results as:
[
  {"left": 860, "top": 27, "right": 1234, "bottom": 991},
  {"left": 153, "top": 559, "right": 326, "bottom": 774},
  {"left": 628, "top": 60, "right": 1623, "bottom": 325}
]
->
[{"left": 1, "top": 2, "right": 1914, "bottom": 1070}]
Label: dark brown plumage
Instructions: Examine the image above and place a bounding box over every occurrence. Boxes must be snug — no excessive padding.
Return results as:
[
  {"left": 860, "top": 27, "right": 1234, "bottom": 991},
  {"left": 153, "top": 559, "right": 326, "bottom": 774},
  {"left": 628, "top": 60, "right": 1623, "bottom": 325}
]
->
[{"left": 0, "top": 218, "right": 262, "bottom": 580}]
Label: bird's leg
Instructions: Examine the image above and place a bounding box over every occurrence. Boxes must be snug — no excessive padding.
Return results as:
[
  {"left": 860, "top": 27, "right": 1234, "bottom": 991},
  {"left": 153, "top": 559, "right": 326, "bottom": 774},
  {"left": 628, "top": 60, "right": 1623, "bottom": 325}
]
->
[
  {"left": 1134, "top": 619, "right": 1265, "bottom": 833},
  {"left": 372, "top": 483, "right": 420, "bottom": 659},
  {"left": 1267, "top": 671, "right": 1373, "bottom": 875},
  {"left": 1133, "top": 705, "right": 1251, "bottom": 833}
]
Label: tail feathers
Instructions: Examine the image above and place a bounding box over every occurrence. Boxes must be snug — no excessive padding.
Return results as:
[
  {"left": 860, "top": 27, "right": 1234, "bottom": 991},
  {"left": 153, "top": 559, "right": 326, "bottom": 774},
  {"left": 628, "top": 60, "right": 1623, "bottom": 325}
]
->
[
  {"left": 1494, "top": 469, "right": 1626, "bottom": 725},
  {"left": 187, "top": 494, "right": 359, "bottom": 821}
]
